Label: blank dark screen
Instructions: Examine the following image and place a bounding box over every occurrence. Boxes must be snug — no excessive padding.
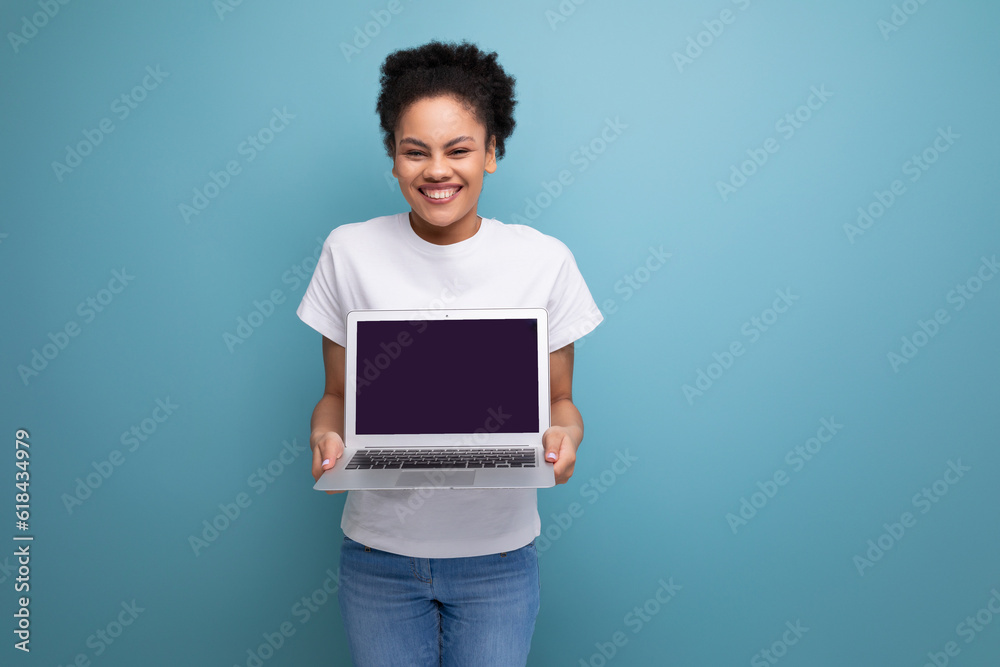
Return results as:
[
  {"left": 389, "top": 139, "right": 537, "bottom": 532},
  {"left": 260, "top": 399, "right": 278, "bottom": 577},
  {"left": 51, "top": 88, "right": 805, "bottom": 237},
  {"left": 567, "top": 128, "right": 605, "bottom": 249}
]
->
[{"left": 355, "top": 318, "right": 539, "bottom": 435}]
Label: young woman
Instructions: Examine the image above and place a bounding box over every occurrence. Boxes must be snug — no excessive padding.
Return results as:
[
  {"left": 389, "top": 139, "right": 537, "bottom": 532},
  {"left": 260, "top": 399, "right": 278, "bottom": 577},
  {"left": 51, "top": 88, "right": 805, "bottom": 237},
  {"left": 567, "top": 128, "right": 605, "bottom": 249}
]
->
[{"left": 296, "top": 39, "right": 604, "bottom": 666}]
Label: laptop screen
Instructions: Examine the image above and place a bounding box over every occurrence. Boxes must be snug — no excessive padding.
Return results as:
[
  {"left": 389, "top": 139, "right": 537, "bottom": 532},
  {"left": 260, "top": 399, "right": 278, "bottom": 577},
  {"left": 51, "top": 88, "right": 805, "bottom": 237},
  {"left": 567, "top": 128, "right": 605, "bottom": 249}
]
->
[{"left": 355, "top": 318, "right": 540, "bottom": 435}]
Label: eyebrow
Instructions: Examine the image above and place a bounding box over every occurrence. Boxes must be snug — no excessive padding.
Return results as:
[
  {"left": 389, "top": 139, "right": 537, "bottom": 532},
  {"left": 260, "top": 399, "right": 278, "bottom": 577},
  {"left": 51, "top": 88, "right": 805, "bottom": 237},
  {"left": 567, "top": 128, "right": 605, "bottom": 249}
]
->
[{"left": 398, "top": 135, "right": 477, "bottom": 150}]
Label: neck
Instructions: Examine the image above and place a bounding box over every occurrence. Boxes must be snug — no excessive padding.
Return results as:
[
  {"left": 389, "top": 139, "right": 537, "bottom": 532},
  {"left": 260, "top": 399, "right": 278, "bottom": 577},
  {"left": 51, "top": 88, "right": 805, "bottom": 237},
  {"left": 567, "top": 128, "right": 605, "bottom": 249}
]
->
[{"left": 408, "top": 211, "right": 482, "bottom": 245}]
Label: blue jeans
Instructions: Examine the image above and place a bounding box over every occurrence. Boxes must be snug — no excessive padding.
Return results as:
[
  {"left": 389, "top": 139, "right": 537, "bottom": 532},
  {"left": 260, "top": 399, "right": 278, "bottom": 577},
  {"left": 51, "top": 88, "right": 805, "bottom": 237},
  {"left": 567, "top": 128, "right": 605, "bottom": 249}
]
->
[{"left": 337, "top": 535, "right": 540, "bottom": 666}]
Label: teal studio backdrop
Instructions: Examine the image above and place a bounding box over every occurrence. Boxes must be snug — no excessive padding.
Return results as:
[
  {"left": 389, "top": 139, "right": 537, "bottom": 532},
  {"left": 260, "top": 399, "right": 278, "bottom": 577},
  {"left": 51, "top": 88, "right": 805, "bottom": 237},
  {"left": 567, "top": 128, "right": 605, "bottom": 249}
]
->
[{"left": 2, "top": 1, "right": 999, "bottom": 665}]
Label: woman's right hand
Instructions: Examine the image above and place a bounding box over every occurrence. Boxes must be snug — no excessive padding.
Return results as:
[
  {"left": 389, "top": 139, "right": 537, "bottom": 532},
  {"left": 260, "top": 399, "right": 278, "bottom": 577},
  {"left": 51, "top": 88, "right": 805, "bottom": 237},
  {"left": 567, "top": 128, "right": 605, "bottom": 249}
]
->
[{"left": 311, "top": 430, "right": 346, "bottom": 495}]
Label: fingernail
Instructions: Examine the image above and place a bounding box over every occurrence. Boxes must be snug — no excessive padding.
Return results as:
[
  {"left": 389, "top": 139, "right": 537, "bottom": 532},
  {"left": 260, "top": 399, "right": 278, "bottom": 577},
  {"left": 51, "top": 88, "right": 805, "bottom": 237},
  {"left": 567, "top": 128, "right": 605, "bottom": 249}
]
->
[
  {"left": 322, "top": 458, "right": 331, "bottom": 467},
  {"left": 546, "top": 452, "right": 557, "bottom": 461}
]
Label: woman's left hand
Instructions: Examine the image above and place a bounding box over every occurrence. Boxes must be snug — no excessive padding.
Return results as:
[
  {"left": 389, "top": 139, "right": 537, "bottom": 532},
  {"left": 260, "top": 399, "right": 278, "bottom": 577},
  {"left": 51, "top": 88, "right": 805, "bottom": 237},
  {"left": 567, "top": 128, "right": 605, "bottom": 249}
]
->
[{"left": 542, "top": 425, "right": 578, "bottom": 485}]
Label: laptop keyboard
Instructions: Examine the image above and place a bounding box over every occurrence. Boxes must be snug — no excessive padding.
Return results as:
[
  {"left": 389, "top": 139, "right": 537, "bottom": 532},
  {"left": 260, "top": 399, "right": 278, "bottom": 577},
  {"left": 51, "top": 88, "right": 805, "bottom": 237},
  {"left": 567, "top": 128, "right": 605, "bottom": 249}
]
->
[{"left": 345, "top": 448, "right": 537, "bottom": 469}]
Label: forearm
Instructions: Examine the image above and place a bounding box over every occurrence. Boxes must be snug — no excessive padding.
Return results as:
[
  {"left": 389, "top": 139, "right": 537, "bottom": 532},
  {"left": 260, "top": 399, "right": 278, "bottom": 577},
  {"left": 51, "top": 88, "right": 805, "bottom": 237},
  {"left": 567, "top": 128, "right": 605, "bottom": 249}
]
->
[
  {"left": 551, "top": 397, "right": 584, "bottom": 449},
  {"left": 310, "top": 392, "right": 345, "bottom": 451}
]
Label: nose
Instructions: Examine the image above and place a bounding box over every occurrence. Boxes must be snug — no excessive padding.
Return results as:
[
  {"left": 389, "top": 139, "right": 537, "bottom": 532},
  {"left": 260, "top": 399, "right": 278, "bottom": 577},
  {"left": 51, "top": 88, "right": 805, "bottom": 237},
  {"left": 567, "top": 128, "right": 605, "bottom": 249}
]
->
[{"left": 424, "top": 151, "right": 452, "bottom": 179}]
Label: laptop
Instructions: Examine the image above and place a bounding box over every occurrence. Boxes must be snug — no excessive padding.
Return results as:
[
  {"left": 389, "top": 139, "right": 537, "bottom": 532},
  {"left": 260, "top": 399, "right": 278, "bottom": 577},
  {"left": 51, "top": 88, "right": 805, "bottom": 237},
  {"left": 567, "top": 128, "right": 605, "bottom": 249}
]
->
[{"left": 313, "top": 307, "right": 556, "bottom": 490}]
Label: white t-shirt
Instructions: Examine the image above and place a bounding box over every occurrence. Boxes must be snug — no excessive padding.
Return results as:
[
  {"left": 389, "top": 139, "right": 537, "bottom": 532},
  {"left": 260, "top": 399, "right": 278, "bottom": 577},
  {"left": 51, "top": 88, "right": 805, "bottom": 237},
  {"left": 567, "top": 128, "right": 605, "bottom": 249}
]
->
[{"left": 296, "top": 211, "right": 604, "bottom": 558}]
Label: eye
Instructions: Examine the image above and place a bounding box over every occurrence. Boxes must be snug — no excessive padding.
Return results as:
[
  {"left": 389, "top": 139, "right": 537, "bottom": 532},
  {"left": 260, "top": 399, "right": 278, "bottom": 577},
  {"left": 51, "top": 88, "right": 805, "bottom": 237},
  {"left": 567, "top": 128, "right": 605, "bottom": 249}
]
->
[{"left": 451, "top": 149, "right": 470, "bottom": 155}]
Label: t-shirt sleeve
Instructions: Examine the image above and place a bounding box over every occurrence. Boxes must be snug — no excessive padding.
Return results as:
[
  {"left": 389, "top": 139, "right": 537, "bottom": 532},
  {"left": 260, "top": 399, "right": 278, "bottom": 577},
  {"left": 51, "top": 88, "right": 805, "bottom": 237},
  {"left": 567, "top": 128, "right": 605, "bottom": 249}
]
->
[
  {"left": 296, "top": 231, "right": 347, "bottom": 346},
  {"left": 547, "top": 242, "right": 604, "bottom": 353}
]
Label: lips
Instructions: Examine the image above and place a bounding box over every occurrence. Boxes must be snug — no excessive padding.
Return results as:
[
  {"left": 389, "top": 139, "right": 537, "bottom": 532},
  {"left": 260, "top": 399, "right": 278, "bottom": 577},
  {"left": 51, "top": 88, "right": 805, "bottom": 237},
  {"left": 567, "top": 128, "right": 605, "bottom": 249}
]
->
[{"left": 418, "top": 185, "right": 462, "bottom": 202}]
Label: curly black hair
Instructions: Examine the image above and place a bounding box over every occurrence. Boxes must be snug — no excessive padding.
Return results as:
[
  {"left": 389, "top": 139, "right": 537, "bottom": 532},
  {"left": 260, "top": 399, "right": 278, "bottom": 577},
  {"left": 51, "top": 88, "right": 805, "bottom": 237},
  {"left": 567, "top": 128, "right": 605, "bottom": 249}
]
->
[{"left": 376, "top": 39, "right": 517, "bottom": 161}]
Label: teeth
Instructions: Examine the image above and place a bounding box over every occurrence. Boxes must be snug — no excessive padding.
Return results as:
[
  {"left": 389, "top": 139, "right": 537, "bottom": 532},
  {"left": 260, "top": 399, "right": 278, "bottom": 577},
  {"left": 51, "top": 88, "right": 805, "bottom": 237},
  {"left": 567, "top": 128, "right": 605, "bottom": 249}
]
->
[{"left": 422, "top": 188, "right": 458, "bottom": 199}]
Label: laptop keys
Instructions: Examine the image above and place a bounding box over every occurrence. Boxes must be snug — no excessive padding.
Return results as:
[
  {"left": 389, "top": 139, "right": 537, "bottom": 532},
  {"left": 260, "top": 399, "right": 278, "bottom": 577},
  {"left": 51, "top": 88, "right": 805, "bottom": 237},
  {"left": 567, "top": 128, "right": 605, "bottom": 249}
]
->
[{"left": 346, "top": 448, "right": 537, "bottom": 469}]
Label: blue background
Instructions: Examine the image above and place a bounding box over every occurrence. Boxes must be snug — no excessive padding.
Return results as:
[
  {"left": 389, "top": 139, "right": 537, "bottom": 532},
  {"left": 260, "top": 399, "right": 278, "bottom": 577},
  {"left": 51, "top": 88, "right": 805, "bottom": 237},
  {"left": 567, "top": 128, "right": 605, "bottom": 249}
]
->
[{"left": 2, "top": 1, "right": 999, "bottom": 665}]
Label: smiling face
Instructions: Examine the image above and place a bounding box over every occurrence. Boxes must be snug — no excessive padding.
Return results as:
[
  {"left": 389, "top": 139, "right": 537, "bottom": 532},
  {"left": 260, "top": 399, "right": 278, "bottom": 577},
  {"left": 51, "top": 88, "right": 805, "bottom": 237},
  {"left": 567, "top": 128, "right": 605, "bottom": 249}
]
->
[{"left": 390, "top": 94, "right": 497, "bottom": 245}]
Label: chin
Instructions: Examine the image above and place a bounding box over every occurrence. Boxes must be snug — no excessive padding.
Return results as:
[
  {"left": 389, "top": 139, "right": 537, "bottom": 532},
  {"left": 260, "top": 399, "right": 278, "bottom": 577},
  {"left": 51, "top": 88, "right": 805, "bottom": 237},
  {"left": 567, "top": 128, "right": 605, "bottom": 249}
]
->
[{"left": 417, "top": 209, "right": 465, "bottom": 224}]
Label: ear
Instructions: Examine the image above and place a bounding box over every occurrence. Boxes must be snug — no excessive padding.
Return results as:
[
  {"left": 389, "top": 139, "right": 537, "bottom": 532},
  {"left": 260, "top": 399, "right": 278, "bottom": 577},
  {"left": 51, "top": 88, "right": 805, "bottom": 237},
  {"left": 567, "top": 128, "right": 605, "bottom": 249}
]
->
[
  {"left": 485, "top": 134, "right": 498, "bottom": 174},
  {"left": 390, "top": 137, "right": 399, "bottom": 178}
]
